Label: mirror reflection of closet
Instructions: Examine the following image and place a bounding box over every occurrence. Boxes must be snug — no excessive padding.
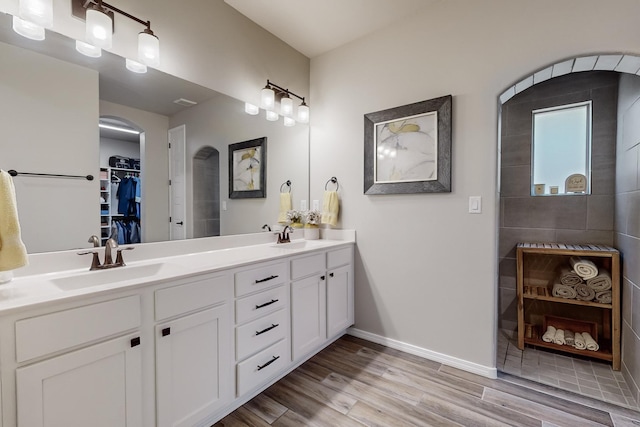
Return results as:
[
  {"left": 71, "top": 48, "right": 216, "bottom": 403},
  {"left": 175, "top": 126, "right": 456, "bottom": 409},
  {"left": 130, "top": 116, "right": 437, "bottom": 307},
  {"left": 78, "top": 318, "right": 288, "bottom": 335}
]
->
[{"left": 98, "top": 116, "right": 143, "bottom": 247}]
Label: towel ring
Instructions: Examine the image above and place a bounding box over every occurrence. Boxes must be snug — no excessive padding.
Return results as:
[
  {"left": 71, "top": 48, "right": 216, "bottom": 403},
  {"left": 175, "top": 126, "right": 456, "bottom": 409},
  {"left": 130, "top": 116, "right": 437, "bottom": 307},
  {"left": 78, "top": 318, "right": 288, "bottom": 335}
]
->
[
  {"left": 325, "top": 177, "right": 339, "bottom": 191},
  {"left": 280, "top": 180, "right": 291, "bottom": 193}
]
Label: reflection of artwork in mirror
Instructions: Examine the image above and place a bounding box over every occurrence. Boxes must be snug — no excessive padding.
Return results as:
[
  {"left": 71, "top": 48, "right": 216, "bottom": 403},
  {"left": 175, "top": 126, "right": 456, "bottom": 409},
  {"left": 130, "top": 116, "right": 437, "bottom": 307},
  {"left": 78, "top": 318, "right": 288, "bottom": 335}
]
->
[
  {"left": 364, "top": 95, "right": 452, "bottom": 195},
  {"left": 532, "top": 101, "right": 592, "bottom": 196},
  {"left": 229, "top": 137, "right": 267, "bottom": 199}
]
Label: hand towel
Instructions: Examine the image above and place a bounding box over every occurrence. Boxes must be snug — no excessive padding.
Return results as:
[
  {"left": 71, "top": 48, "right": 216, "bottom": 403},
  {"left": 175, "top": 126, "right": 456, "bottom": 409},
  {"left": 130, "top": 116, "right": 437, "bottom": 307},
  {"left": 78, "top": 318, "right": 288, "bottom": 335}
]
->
[
  {"left": 553, "top": 328, "right": 566, "bottom": 345},
  {"left": 574, "top": 283, "right": 596, "bottom": 301},
  {"left": 559, "top": 267, "right": 583, "bottom": 287},
  {"left": 277, "top": 193, "right": 292, "bottom": 224},
  {"left": 595, "top": 290, "right": 612, "bottom": 304},
  {"left": 574, "top": 332, "right": 586, "bottom": 350},
  {"left": 564, "top": 330, "right": 575, "bottom": 346},
  {"left": 586, "top": 271, "right": 612, "bottom": 292},
  {"left": 542, "top": 325, "right": 556, "bottom": 343},
  {"left": 582, "top": 332, "right": 599, "bottom": 351},
  {"left": 570, "top": 256, "right": 598, "bottom": 280},
  {"left": 321, "top": 190, "right": 339, "bottom": 226},
  {"left": 552, "top": 283, "right": 578, "bottom": 299},
  {"left": 0, "top": 170, "right": 28, "bottom": 272}
]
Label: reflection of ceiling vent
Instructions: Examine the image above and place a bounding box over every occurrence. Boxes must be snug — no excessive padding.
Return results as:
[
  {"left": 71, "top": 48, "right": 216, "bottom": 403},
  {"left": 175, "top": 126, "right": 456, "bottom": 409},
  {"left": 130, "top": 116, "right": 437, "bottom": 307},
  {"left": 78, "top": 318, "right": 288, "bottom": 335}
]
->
[{"left": 173, "top": 98, "right": 198, "bottom": 107}]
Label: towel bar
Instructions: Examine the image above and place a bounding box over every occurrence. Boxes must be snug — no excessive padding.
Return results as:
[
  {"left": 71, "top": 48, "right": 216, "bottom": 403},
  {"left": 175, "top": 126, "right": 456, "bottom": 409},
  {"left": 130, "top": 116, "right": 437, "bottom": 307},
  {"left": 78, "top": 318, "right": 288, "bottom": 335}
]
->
[
  {"left": 7, "top": 169, "right": 94, "bottom": 181},
  {"left": 325, "top": 176, "right": 339, "bottom": 191}
]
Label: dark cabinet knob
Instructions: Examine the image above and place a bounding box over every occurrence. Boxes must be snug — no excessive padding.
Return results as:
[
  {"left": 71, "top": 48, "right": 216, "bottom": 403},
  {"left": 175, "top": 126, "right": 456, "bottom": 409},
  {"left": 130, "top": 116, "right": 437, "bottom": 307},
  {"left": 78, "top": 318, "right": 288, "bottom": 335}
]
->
[
  {"left": 162, "top": 327, "right": 171, "bottom": 337},
  {"left": 130, "top": 337, "right": 141, "bottom": 348}
]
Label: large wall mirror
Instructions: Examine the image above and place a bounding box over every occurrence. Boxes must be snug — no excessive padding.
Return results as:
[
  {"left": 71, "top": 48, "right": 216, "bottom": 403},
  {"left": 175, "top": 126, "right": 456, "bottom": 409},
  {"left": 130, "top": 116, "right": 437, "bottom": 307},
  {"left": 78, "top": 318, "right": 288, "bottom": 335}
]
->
[{"left": 0, "top": 12, "right": 310, "bottom": 253}]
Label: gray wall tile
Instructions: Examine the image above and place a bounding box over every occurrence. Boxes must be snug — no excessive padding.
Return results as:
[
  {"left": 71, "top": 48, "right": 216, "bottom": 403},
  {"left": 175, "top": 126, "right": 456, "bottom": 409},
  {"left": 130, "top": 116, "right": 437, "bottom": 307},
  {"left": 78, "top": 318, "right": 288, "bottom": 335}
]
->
[
  {"left": 554, "top": 230, "right": 613, "bottom": 246},
  {"left": 617, "top": 233, "right": 640, "bottom": 287},
  {"left": 623, "top": 277, "right": 633, "bottom": 326},
  {"left": 499, "top": 227, "right": 557, "bottom": 259},
  {"left": 503, "top": 196, "right": 587, "bottom": 229},
  {"left": 615, "top": 192, "right": 630, "bottom": 234},
  {"left": 501, "top": 134, "right": 531, "bottom": 167},
  {"left": 500, "top": 165, "right": 531, "bottom": 197},
  {"left": 626, "top": 191, "right": 640, "bottom": 238},
  {"left": 587, "top": 195, "right": 614, "bottom": 231},
  {"left": 616, "top": 146, "right": 639, "bottom": 194}
]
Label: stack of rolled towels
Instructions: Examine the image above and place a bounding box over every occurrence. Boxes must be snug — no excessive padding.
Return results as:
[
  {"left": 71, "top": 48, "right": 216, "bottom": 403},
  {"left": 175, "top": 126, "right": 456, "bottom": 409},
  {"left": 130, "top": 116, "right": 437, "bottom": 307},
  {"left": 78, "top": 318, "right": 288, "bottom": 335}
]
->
[
  {"left": 541, "top": 325, "right": 599, "bottom": 351},
  {"left": 551, "top": 258, "right": 612, "bottom": 303}
]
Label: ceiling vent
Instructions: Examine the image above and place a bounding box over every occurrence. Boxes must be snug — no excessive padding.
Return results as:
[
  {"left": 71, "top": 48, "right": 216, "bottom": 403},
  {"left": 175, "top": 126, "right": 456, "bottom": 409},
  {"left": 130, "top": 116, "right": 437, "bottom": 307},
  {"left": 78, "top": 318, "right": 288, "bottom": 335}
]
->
[{"left": 173, "top": 98, "right": 198, "bottom": 107}]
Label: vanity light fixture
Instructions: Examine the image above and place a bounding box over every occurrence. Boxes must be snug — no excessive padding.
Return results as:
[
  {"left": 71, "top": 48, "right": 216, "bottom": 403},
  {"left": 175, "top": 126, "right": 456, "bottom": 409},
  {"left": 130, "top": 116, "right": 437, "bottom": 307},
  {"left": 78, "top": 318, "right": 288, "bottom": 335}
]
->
[
  {"left": 252, "top": 80, "right": 310, "bottom": 126},
  {"left": 75, "top": 40, "right": 102, "bottom": 57},
  {"left": 12, "top": 15, "right": 45, "bottom": 40},
  {"left": 85, "top": 1, "right": 112, "bottom": 49},
  {"left": 19, "top": 0, "right": 53, "bottom": 28},
  {"left": 125, "top": 58, "right": 147, "bottom": 74}
]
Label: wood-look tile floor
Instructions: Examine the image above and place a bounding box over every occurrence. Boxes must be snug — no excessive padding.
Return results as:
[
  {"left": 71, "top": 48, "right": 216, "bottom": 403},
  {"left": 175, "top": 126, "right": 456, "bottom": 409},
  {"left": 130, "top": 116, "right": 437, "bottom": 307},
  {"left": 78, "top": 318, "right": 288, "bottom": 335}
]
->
[{"left": 214, "top": 335, "right": 640, "bottom": 426}]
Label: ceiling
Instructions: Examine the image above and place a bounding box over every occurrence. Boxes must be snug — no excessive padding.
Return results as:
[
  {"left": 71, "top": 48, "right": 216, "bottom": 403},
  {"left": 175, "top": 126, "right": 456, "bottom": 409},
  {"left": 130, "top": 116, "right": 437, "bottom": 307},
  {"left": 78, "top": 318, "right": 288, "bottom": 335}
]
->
[{"left": 224, "top": 0, "right": 438, "bottom": 58}]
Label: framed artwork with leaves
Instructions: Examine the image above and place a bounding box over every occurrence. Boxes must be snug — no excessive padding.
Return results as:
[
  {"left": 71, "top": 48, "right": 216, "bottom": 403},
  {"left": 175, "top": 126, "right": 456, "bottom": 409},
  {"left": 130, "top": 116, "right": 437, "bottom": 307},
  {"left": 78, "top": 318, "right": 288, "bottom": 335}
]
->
[{"left": 228, "top": 137, "right": 267, "bottom": 199}]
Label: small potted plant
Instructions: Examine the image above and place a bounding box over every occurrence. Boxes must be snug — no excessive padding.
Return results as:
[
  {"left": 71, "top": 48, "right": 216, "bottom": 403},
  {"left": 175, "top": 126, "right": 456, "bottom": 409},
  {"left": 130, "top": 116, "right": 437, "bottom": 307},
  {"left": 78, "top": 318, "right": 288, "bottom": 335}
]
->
[
  {"left": 286, "top": 209, "right": 304, "bottom": 228},
  {"left": 303, "top": 209, "right": 321, "bottom": 240}
]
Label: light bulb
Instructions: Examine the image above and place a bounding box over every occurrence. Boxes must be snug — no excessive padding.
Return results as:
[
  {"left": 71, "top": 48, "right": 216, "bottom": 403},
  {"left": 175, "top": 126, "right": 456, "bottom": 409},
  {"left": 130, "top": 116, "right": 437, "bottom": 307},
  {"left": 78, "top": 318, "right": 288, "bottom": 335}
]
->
[
  {"left": 266, "top": 110, "right": 279, "bottom": 121},
  {"left": 19, "top": 0, "right": 53, "bottom": 28},
  {"left": 297, "top": 103, "right": 310, "bottom": 123},
  {"left": 12, "top": 15, "right": 44, "bottom": 40},
  {"left": 261, "top": 86, "right": 275, "bottom": 110},
  {"left": 138, "top": 30, "right": 160, "bottom": 67},
  {"left": 126, "top": 58, "right": 147, "bottom": 73},
  {"left": 76, "top": 40, "right": 102, "bottom": 58},
  {"left": 86, "top": 7, "right": 112, "bottom": 49},
  {"left": 245, "top": 103, "right": 259, "bottom": 115},
  {"left": 280, "top": 95, "right": 293, "bottom": 117},
  {"left": 284, "top": 117, "right": 295, "bottom": 127}
]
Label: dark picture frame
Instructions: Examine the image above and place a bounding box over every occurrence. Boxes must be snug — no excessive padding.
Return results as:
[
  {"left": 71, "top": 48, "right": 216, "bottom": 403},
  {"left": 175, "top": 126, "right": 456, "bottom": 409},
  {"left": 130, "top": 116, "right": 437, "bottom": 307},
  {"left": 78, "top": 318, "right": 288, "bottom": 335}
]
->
[
  {"left": 228, "top": 137, "right": 267, "bottom": 199},
  {"left": 364, "top": 95, "right": 452, "bottom": 195}
]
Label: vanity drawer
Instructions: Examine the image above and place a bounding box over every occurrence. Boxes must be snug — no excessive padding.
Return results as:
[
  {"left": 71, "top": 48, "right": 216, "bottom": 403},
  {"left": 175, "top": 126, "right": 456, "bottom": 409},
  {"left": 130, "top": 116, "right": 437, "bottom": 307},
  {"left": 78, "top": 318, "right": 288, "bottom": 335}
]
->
[
  {"left": 327, "top": 246, "right": 352, "bottom": 269},
  {"left": 236, "top": 309, "right": 287, "bottom": 361},
  {"left": 16, "top": 296, "right": 141, "bottom": 363},
  {"left": 291, "top": 253, "right": 325, "bottom": 280},
  {"left": 236, "top": 338, "right": 290, "bottom": 396},
  {"left": 235, "top": 262, "right": 287, "bottom": 297},
  {"left": 155, "top": 273, "right": 231, "bottom": 321},
  {"left": 236, "top": 285, "right": 287, "bottom": 324}
]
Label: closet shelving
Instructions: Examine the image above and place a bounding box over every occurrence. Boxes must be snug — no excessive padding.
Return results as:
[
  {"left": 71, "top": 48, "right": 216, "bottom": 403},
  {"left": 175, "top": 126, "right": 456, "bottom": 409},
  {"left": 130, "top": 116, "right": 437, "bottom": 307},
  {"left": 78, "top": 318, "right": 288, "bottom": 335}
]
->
[
  {"left": 516, "top": 242, "right": 620, "bottom": 370},
  {"left": 99, "top": 167, "right": 142, "bottom": 246}
]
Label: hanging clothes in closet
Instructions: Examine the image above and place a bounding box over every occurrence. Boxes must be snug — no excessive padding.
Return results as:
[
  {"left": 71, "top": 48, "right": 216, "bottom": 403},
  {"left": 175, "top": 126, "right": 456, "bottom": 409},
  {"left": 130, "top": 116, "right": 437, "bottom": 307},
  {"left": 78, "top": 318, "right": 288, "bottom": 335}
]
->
[
  {"left": 116, "top": 175, "right": 140, "bottom": 218},
  {"left": 110, "top": 218, "right": 141, "bottom": 245}
]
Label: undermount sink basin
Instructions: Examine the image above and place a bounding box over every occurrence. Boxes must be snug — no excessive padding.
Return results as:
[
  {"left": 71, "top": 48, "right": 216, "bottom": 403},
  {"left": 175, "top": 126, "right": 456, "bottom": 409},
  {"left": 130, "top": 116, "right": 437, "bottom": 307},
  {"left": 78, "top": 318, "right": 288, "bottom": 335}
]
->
[
  {"left": 52, "top": 263, "right": 169, "bottom": 291},
  {"left": 270, "top": 241, "right": 310, "bottom": 250}
]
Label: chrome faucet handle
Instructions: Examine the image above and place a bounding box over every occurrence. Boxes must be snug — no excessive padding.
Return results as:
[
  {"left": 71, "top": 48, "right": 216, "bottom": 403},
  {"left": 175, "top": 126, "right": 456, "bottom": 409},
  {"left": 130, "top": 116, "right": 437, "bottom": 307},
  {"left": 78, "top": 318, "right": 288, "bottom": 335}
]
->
[
  {"left": 78, "top": 250, "right": 101, "bottom": 270},
  {"left": 88, "top": 235, "right": 100, "bottom": 247},
  {"left": 115, "top": 247, "right": 135, "bottom": 266}
]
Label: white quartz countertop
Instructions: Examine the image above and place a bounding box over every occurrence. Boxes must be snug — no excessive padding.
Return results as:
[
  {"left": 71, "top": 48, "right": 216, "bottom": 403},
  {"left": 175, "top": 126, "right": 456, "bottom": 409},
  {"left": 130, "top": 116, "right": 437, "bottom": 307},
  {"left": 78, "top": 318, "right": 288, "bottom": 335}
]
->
[{"left": 0, "top": 237, "right": 353, "bottom": 314}]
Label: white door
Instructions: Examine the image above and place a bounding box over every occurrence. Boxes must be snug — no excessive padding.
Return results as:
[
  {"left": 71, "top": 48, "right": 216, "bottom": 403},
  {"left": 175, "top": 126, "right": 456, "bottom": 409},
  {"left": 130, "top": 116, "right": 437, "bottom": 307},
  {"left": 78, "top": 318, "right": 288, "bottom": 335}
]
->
[
  {"left": 16, "top": 334, "right": 142, "bottom": 427},
  {"left": 169, "top": 125, "right": 186, "bottom": 240},
  {"left": 291, "top": 275, "right": 327, "bottom": 361},
  {"left": 156, "top": 304, "right": 232, "bottom": 427},
  {"left": 327, "top": 264, "right": 353, "bottom": 338}
]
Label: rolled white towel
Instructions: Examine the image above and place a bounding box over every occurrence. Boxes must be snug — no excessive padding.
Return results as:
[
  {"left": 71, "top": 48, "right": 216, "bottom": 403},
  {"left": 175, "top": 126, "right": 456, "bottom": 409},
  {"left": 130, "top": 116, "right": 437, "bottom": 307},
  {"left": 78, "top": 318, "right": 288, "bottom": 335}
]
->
[
  {"left": 574, "top": 283, "right": 596, "bottom": 301},
  {"left": 553, "top": 283, "right": 578, "bottom": 299},
  {"left": 570, "top": 257, "right": 598, "bottom": 280},
  {"left": 564, "top": 330, "right": 575, "bottom": 346},
  {"left": 559, "top": 267, "right": 582, "bottom": 287},
  {"left": 595, "top": 290, "right": 612, "bottom": 304},
  {"left": 582, "top": 332, "right": 599, "bottom": 351},
  {"left": 542, "top": 325, "right": 556, "bottom": 343},
  {"left": 554, "top": 328, "right": 566, "bottom": 345},
  {"left": 574, "top": 332, "right": 586, "bottom": 350},
  {"left": 586, "top": 271, "right": 612, "bottom": 292}
]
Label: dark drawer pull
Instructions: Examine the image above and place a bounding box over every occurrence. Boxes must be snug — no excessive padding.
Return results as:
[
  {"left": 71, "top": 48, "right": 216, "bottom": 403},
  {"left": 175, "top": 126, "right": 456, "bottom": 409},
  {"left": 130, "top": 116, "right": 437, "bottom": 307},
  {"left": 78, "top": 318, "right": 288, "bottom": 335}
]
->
[
  {"left": 130, "top": 337, "right": 141, "bottom": 348},
  {"left": 256, "top": 323, "right": 279, "bottom": 336},
  {"left": 255, "top": 275, "right": 279, "bottom": 284},
  {"left": 257, "top": 355, "right": 280, "bottom": 371},
  {"left": 329, "top": 272, "right": 334, "bottom": 277},
  {"left": 162, "top": 327, "right": 171, "bottom": 337},
  {"left": 256, "top": 299, "right": 279, "bottom": 309},
  {"left": 320, "top": 275, "right": 326, "bottom": 280}
]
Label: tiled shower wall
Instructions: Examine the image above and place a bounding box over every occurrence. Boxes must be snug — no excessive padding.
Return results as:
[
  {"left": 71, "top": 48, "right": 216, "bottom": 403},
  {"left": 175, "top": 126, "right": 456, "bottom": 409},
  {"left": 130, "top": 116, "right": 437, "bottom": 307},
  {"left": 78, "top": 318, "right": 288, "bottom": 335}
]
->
[
  {"left": 615, "top": 73, "right": 640, "bottom": 405},
  {"left": 499, "top": 71, "right": 618, "bottom": 332},
  {"left": 193, "top": 146, "right": 220, "bottom": 238}
]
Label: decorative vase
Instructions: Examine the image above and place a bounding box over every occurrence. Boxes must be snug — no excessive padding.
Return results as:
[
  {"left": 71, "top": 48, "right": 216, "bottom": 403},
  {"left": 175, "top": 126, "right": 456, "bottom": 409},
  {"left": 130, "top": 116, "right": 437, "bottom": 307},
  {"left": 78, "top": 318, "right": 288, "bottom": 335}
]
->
[
  {"left": 303, "top": 225, "right": 320, "bottom": 240},
  {"left": 291, "top": 222, "right": 304, "bottom": 229}
]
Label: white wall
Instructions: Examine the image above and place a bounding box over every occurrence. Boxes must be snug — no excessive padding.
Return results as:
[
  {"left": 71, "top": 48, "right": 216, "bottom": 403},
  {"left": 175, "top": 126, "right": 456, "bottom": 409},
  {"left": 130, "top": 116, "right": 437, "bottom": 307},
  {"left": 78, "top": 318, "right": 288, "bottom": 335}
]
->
[
  {"left": 170, "top": 94, "right": 309, "bottom": 237},
  {"left": 0, "top": 42, "right": 99, "bottom": 253},
  {"left": 309, "top": 0, "right": 640, "bottom": 370}
]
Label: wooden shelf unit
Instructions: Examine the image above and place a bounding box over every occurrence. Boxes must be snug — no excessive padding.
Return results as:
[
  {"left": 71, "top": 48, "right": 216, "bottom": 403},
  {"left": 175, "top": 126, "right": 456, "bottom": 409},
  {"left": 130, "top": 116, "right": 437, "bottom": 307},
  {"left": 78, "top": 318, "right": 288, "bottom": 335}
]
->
[{"left": 516, "top": 242, "right": 620, "bottom": 370}]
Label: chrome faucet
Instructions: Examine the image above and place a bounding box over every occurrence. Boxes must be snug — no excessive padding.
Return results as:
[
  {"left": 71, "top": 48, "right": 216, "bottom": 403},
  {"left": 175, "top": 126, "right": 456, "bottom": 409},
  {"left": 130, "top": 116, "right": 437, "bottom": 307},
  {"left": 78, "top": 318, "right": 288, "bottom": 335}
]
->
[
  {"left": 78, "top": 236, "right": 134, "bottom": 271},
  {"left": 277, "top": 225, "right": 292, "bottom": 244}
]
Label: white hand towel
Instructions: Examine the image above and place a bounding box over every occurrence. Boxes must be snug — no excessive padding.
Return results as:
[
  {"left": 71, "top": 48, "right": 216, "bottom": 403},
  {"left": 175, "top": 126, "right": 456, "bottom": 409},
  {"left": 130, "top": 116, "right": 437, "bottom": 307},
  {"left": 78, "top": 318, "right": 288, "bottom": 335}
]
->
[
  {"left": 570, "top": 256, "right": 599, "bottom": 280},
  {"left": 574, "top": 332, "right": 586, "bottom": 350},
  {"left": 582, "top": 332, "right": 599, "bottom": 351},
  {"left": 586, "top": 271, "right": 612, "bottom": 292},
  {"left": 559, "top": 267, "right": 582, "bottom": 287},
  {"left": 595, "top": 290, "right": 612, "bottom": 304},
  {"left": 574, "top": 283, "right": 595, "bottom": 301},
  {"left": 277, "top": 193, "right": 292, "bottom": 224},
  {"left": 542, "top": 325, "right": 556, "bottom": 343},
  {"left": 552, "top": 283, "right": 578, "bottom": 299},
  {"left": 554, "top": 328, "right": 566, "bottom": 345},
  {"left": 321, "top": 190, "right": 339, "bottom": 227},
  {"left": 0, "top": 170, "right": 28, "bottom": 272}
]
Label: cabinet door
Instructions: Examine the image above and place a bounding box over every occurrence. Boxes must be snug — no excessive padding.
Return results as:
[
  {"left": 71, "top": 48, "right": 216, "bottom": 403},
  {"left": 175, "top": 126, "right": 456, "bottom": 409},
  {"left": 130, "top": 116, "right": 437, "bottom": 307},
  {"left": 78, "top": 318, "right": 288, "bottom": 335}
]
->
[
  {"left": 16, "top": 334, "right": 142, "bottom": 427},
  {"left": 291, "top": 275, "right": 326, "bottom": 360},
  {"left": 327, "top": 264, "right": 354, "bottom": 338},
  {"left": 156, "top": 304, "right": 232, "bottom": 427}
]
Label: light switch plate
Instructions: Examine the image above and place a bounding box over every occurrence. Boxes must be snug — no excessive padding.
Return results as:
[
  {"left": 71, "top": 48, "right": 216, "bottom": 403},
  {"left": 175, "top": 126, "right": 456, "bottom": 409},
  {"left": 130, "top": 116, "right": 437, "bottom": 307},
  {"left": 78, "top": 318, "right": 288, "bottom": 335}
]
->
[{"left": 469, "top": 196, "right": 482, "bottom": 214}]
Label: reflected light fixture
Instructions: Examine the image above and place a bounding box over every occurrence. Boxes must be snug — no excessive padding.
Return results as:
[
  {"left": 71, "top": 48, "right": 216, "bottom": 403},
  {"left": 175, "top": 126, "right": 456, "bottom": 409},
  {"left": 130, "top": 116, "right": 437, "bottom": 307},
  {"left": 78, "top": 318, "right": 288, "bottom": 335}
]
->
[
  {"left": 126, "top": 58, "right": 147, "bottom": 73},
  {"left": 251, "top": 80, "right": 309, "bottom": 127},
  {"left": 12, "top": 15, "right": 45, "bottom": 40},
  {"left": 99, "top": 123, "right": 140, "bottom": 135},
  {"left": 85, "top": 0, "right": 112, "bottom": 49},
  {"left": 19, "top": 0, "right": 53, "bottom": 28},
  {"left": 75, "top": 40, "right": 102, "bottom": 57}
]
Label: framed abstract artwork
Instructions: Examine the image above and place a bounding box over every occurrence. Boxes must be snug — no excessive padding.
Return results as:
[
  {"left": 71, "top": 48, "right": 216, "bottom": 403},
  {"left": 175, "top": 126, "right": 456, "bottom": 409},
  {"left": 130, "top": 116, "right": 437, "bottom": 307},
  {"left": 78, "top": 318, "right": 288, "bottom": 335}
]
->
[
  {"left": 364, "top": 95, "right": 452, "bottom": 194},
  {"left": 229, "top": 137, "right": 267, "bottom": 199}
]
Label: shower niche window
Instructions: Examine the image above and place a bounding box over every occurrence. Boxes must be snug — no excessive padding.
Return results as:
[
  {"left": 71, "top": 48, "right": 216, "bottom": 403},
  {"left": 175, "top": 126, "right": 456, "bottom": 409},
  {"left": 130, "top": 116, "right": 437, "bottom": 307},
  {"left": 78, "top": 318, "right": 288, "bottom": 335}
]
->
[{"left": 531, "top": 101, "right": 592, "bottom": 196}]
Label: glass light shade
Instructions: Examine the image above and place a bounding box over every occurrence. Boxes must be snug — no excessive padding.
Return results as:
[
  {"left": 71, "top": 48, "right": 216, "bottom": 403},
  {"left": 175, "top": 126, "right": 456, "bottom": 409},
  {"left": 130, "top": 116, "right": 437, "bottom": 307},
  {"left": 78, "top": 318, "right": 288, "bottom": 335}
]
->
[
  {"left": 280, "top": 96, "right": 293, "bottom": 117},
  {"left": 86, "top": 7, "right": 112, "bottom": 49},
  {"left": 75, "top": 40, "right": 102, "bottom": 58},
  {"left": 265, "top": 110, "right": 279, "bottom": 121},
  {"left": 12, "top": 16, "right": 44, "bottom": 40},
  {"left": 244, "top": 103, "right": 259, "bottom": 115},
  {"left": 125, "top": 58, "right": 147, "bottom": 74},
  {"left": 138, "top": 31, "right": 160, "bottom": 67},
  {"left": 297, "top": 104, "right": 310, "bottom": 123},
  {"left": 283, "top": 116, "right": 295, "bottom": 127},
  {"left": 19, "top": 0, "right": 53, "bottom": 28},
  {"left": 261, "top": 87, "right": 275, "bottom": 110}
]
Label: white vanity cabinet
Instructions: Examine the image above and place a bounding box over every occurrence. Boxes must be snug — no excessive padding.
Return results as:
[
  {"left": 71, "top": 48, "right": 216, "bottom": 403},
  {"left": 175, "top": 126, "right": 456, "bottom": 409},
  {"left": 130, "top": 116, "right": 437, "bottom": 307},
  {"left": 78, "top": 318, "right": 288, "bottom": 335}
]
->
[
  {"left": 326, "top": 247, "right": 354, "bottom": 338},
  {"left": 154, "top": 273, "right": 233, "bottom": 427}
]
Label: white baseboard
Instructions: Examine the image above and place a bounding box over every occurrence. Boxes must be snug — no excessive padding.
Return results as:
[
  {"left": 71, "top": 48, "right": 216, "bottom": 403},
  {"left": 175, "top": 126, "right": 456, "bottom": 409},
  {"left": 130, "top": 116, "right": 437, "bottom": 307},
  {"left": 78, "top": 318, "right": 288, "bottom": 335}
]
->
[{"left": 347, "top": 327, "right": 498, "bottom": 379}]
